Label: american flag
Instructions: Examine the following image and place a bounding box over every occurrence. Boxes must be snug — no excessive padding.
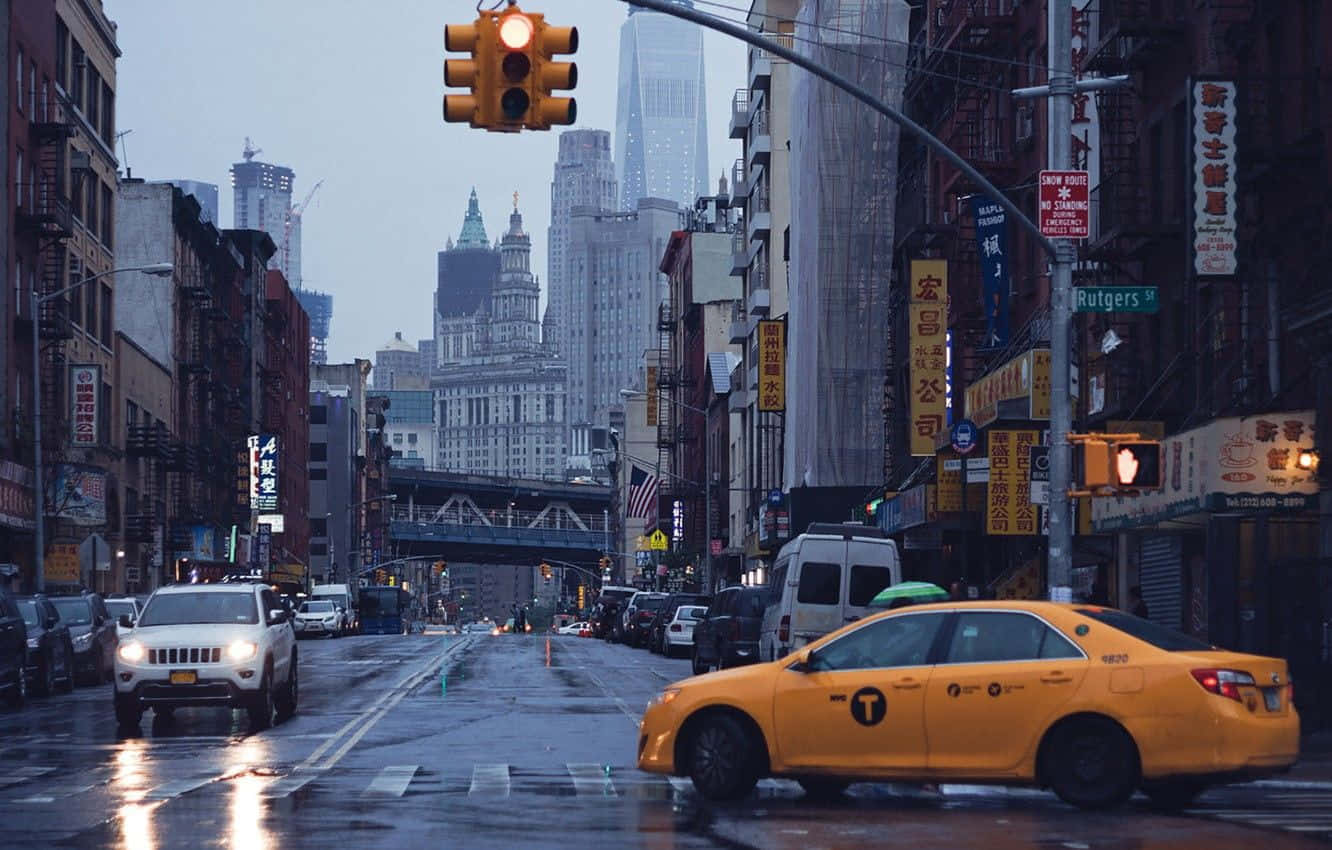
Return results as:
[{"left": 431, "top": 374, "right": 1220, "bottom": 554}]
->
[{"left": 627, "top": 465, "right": 659, "bottom": 519}]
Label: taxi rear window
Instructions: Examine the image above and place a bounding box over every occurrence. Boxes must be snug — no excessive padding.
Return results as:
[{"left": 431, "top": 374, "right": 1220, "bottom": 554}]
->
[{"left": 1074, "top": 607, "right": 1213, "bottom": 651}]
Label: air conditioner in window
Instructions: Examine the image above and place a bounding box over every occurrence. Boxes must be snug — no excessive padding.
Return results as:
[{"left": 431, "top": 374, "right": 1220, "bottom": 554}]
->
[{"left": 1016, "top": 105, "right": 1035, "bottom": 148}]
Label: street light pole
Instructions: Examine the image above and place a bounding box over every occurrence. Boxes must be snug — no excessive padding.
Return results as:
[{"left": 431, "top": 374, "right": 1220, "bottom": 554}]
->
[{"left": 31, "top": 263, "right": 172, "bottom": 592}]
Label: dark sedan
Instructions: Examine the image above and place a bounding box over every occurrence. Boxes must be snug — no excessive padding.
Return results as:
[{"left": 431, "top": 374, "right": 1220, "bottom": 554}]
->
[
  {"left": 691, "top": 585, "right": 765, "bottom": 674},
  {"left": 646, "top": 592, "right": 711, "bottom": 654},
  {"left": 0, "top": 594, "right": 26, "bottom": 707},
  {"left": 49, "top": 594, "right": 117, "bottom": 685},
  {"left": 16, "top": 596, "right": 74, "bottom": 696}
]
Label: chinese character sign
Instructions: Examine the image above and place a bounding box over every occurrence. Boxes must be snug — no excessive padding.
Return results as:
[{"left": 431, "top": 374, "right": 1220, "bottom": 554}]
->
[
  {"left": 1192, "top": 80, "right": 1238, "bottom": 275},
  {"left": 757, "top": 320, "right": 786, "bottom": 412},
  {"left": 645, "top": 366, "right": 659, "bottom": 427},
  {"left": 909, "top": 260, "right": 948, "bottom": 455},
  {"left": 69, "top": 365, "right": 100, "bottom": 447},
  {"left": 248, "top": 434, "right": 279, "bottom": 512},
  {"left": 970, "top": 196, "right": 1010, "bottom": 348},
  {"left": 987, "top": 429, "right": 1039, "bottom": 536}
]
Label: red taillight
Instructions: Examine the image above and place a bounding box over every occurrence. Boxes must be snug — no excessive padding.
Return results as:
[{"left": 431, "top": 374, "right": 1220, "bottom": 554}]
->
[
  {"left": 1287, "top": 681, "right": 1295, "bottom": 704},
  {"left": 1191, "top": 668, "right": 1256, "bottom": 702},
  {"left": 778, "top": 615, "right": 790, "bottom": 643},
  {"left": 670, "top": 623, "right": 682, "bottom": 632}
]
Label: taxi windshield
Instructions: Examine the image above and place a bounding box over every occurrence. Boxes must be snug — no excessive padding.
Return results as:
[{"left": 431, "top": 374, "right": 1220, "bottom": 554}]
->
[{"left": 1074, "top": 607, "right": 1213, "bottom": 651}]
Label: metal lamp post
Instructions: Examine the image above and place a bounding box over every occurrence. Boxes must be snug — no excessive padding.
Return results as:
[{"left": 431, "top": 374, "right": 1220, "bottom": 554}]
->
[{"left": 31, "top": 262, "right": 172, "bottom": 593}]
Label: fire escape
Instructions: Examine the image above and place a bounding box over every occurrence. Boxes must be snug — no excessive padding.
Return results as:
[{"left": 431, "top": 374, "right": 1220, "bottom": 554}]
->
[
  {"left": 15, "top": 93, "right": 75, "bottom": 458},
  {"left": 1080, "top": 0, "right": 1190, "bottom": 421},
  {"left": 655, "top": 302, "right": 678, "bottom": 513},
  {"left": 124, "top": 422, "right": 168, "bottom": 548}
]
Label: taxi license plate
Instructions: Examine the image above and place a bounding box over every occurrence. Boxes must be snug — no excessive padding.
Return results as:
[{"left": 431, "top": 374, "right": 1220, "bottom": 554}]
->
[
  {"left": 1263, "top": 688, "right": 1281, "bottom": 712},
  {"left": 169, "top": 670, "right": 197, "bottom": 685}
]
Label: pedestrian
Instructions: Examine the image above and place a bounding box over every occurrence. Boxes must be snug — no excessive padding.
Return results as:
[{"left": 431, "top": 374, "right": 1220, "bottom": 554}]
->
[{"left": 1128, "top": 586, "right": 1150, "bottom": 619}]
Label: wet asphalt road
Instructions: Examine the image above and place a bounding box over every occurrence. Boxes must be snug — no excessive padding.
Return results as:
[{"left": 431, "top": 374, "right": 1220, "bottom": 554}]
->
[{"left": 0, "top": 632, "right": 1330, "bottom": 848}]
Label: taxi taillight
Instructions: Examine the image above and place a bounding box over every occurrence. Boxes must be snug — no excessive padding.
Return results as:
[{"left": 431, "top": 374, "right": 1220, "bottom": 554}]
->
[
  {"left": 1191, "top": 668, "right": 1255, "bottom": 702},
  {"left": 778, "top": 614, "right": 790, "bottom": 642},
  {"left": 1287, "top": 681, "right": 1295, "bottom": 704}
]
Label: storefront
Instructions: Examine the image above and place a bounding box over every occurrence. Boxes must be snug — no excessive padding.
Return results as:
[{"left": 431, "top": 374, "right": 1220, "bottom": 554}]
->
[
  {"left": 0, "top": 462, "right": 36, "bottom": 591},
  {"left": 1093, "top": 411, "right": 1324, "bottom": 687}
]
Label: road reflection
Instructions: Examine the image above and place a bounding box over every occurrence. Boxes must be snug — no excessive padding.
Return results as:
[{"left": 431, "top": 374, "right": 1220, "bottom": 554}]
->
[
  {"left": 113, "top": 737, "right": 156, "bottom": 850},
  {"left": 226, "top": 737, "right": 274, "bottom": 850}
]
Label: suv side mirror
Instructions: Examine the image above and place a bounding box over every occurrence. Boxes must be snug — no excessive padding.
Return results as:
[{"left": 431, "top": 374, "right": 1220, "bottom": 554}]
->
[
  {"left": 45, "top": 616, "right": 58, "bottom": 629},
  {"left": 118, "top": 614, "right": 134, "bottom": 629},
  {"left": 337, "top": 606, "right": 346, "bottom": 614},
  {"left": 268, "top": 608, "right": 288, "bottom": 624}
]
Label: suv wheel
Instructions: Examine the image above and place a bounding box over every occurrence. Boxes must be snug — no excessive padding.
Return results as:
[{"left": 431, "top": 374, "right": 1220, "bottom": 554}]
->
[
  {"left": 277, "top": 654, "right": 298, "bottom": 721},
  {"left": 247, "top": 665, "right": 276, "bottom": 731},
  {"left": 114, "top": 691, "right": 142, "bottom": 729},
  {"left": 691, "top": 649, "right": 710, "bottom": 676},
  {"left": 57, "top": 645, "right": 75, "bottom": 693},
  {"left": 34, "top": 649, "right": 56, "bottom": 697}
]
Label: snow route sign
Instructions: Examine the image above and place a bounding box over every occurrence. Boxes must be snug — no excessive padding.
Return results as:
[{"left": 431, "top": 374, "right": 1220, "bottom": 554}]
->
[{"left": 1038, "top": 170, "right": 1090, "bottom": 239}]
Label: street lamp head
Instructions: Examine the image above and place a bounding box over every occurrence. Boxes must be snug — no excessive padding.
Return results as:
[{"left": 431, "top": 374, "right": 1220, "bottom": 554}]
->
[{"left": 141, "top": 263, "right": 174, "bottom": 276}]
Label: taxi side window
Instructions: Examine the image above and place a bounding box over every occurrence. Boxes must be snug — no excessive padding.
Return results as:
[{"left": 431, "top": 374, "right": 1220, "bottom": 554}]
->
[
  {"left": 810, "top": 612, "right": 947, "bottom": 671},
  {"left": 796, "top": 562, "right": 840, "bottom": 605},
  {"left": 944, "top": 612, "right": 1082, "bottom": 664}
]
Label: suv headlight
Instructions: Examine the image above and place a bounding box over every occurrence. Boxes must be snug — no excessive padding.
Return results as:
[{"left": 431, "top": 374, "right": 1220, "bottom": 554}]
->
[
  {"left": 118, "top": 642, "right": 146, "bottom": 663},
  {"left": 226, "top": 640, "right": 258, "bottom": 662},
  {"left": 73, "top": 632, "right": 94, "bottom": 649}
]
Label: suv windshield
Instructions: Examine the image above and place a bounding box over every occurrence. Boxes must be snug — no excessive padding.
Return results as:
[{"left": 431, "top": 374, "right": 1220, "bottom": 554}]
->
[
  {"left": 139, "top": 592, "right": 259, "bottom": 626},
  {"left": 16, "top": 600, "right": 41, "bottom": 628},
  {"left": 51, "top": 598, "right": 93, "bottom": 626},
  {"left": 1074, "top": 607, "right": 1214, "bottom": 651},
  {"left": 300, "top": 601, "right": 334, "bottom": 614}
]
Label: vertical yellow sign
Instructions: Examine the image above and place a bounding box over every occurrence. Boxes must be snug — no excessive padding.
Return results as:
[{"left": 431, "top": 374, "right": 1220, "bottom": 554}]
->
[
  {"left": 908, "top": 260, "right": 948, "bottom": 455},
  {"left": 757, "top": 320, "right": 786, "bottom": 412},
  {"left": 987, "top": 429, "right": 1039, "bottom": 535},
  {"left": 645, "top": 366, "right": 658, "bottom": 427}
]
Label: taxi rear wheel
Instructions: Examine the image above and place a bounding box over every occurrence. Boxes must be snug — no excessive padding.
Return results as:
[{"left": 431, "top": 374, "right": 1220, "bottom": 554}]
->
[
  {"left": 1043, "top": 717, "right": 1138, "bottom": 809},
  {"left": 688, "top": 714, "right": 760, "bottom": 801}
]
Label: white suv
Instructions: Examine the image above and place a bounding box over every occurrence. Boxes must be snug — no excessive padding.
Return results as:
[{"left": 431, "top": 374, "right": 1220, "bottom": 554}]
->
[{"left": 113, "top": 583, "right": 298, "bottom": 731}]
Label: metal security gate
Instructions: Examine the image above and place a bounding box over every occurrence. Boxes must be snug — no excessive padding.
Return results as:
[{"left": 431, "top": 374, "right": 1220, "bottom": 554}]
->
[{"left": 1138, "top": 534, "right": 1183, "bottom": 631}]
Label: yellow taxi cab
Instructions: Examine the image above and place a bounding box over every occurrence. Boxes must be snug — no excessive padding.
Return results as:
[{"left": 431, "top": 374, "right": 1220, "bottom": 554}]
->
[{"left": 637, "top": 601, "right": 1299, "bottom": 809}]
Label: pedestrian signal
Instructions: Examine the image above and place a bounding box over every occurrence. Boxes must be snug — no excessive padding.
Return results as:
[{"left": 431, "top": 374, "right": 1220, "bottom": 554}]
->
[{"left": 1113, "top": 442, "right": 1163, "bottom": 489}]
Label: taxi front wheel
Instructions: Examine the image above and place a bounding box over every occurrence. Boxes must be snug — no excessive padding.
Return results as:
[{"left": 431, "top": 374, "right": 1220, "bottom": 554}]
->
[
  {"left": 1042, "top": 717, "right": 1138, "bottom": 809},
  {"left": 688, "top": 714, "right": 760, "bottom": 801}
]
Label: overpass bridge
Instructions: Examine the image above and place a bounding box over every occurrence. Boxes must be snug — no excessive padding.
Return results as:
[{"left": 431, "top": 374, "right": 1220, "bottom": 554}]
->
[{"left": 387, "top": 468, "right": 612, "bottom": 566}]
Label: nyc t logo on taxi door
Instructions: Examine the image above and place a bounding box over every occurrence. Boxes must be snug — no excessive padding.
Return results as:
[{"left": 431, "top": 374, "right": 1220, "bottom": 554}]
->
[{"left": 851, "top": 687, "right": 886, "bottom": 726}]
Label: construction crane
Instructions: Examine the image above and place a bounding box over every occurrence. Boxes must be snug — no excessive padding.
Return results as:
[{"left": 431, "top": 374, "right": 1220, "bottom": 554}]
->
[
  {"left": 282, "top": 178, "right": 323, "bottom": 289},
  {"left": 242, "top": 137, "right": 262, "bottom": 161}
]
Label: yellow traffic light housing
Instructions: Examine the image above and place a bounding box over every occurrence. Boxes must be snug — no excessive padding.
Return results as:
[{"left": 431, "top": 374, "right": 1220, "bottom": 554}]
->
[
  {"left": 577, "top": 585, "right": 586, "bottom": 609},
  {"left": 442, "top": 5, "right": 577, "bottom": 133},
  {"left": 1069, "top": 432, "right": 1163, "bottom": 495},
  {"left": 1081, "top": 438, "right": 1112, "bottom": 489},
  {"left": 539, "top": 562, "right": 552, "bottom": 581}
]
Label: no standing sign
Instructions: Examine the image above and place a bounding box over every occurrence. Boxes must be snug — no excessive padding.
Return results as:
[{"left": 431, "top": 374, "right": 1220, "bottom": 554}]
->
[{"left": 1038, "top": 170, "right": 1090, "bottom": 239}]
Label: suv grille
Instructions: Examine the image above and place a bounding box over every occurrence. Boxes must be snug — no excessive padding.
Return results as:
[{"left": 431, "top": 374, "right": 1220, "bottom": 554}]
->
[{"left": 149, "top": 647, "right": 223, "bottom": 665}]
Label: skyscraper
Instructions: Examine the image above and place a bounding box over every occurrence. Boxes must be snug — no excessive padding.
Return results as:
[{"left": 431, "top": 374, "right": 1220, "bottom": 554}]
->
[
  {"left": 614, "top": 3, "right": 709, "bottom": 211},
  {"left": 230, "top": 142, "right": 295, "bottom": 279},
  {"left": 547, "top": 129, "right": 617, "bottom": 352}
]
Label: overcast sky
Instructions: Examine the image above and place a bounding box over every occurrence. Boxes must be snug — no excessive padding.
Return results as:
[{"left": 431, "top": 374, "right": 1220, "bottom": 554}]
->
[{"left": 109, "top": 0, "right": 746, "bottom": 364}]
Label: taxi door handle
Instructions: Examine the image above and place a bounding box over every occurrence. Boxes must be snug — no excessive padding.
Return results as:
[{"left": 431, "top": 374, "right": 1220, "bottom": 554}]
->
[
  {"left": 1040, "top": 673, "right": 1073, "bottom": 684},
  {"left": 891, "top": 678, "right": 921, "bottom": 690}
]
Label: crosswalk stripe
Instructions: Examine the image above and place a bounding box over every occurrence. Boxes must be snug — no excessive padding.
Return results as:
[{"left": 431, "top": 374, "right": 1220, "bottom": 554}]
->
[
  {"left": 567, "top": 763, "right": 616, "bottom": 797},
  {"left": 0, "top": 766, "right": 55, "bottom": 788},
  {"left": 364, "top": 765, "right": 418, "bottom": 797},
  {"left": 469, "top": 764, "right": 510, "bottom": 796},
  {"left": 141, "top": 775, "right": 215, "bottom": 801},
  {"left": 264, "top": 771, "right": 322, "bottom": 799}
]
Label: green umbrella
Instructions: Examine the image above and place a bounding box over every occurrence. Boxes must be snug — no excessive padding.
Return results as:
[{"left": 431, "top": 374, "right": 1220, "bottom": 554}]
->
[{"left": 869, "top": 581, "right": 949, "bottom": 608}]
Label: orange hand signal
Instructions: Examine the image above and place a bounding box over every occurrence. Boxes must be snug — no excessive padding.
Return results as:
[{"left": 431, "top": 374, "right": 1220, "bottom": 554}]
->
[{"left": 1116, "top": 447, "right": 1140, "bottom": 485}]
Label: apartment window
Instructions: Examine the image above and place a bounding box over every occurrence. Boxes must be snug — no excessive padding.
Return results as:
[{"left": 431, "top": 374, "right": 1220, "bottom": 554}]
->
[
  {"left": 407, "top": 432, "right": 418, "bottom": 445},
  {"left": 309, "top": 468, "right": 327, "bottom": 481},
  {"left": 85, "top": 178, "right": 98, "bottom": 235},
  {"left": 30, "top": 62, "right": 37, "bottom": 116},
  {"left": 309, "top": 442, "right": 328, "bottom": 462},
  {"left": 86, "top": 67, "right": 101, "bottom": 131},
  {"left": 99, "top": 382, "right": 111, "bottom": 445},
  {"left": 69, "top": 270, "right": 82, "bottom": 327},
  {"left": 310, "top": 517, "right": 327, "bottom": 536},
  {"left": 55, "top": 20, "right": 68, "bottom": 89},
  {"left": 310, "top": 543, "right": 328, "bottom": 556},
  {"left": 14, "top": 149, "right": 22, "bottom": 211},
  {"left": 100, "top": 283, "right": 112, "bottom": 345},
  {"left": 69, "top": 40, "right": 84, "bottom": 110},
  {"left": 85, "top": 278, "right": 96, "bottom": 330},
  {"left": 15, "top": 47, "right": 23, "bottom": 113},
  {"left": 100, "top": 184, "right": 113, "bottom": 245},
  {"left": 100, "top": 83, "right": 114, "bottom": 146},
  {"left": 310, "top": 404, "right": 327, "bottom": 424},
  {"left": 14, "top": 258, "right": 22, "bottom": 316}
]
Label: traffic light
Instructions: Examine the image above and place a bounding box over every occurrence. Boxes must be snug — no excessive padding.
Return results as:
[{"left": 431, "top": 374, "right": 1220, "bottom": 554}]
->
[
  {"left": 432, "top": 561, "right": 447, "bottom": 577},
  {"left": 442, "top": 5, "right": 577, "bottom": 132},
  {"left": 388, "top": 574, "right": 396, "bottom": 587},
  {"left": 577, "top": 585, "right": 585, "bottom": 610},
  {"left": 598, "top": 555, "right": 611, "bottom": 570},
  {"left": 1113, "top": 441, "right": 1163, "bottom": 489},
  {"left": 539, "top": 562, "right": 552, "bottom": 581},
  {"left": 1080, "top": 438, "right": 1112, "bottom": 488},
  {"left": 375, "top": 568, "right": 387, "bottom": 585}
]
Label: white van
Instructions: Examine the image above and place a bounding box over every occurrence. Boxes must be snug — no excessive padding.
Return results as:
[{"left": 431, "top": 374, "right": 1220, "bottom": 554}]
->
[
  {"left": 311, "top": 584, "right": 357, "bottom": 634},
  {"left": 759, "top": 523, "right": 901, "bottom": 662}
]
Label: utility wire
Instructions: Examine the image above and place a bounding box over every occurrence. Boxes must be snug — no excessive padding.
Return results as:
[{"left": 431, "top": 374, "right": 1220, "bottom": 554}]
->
[{"left": 693, "top": 0, "right": 1048, "bottom": 74}]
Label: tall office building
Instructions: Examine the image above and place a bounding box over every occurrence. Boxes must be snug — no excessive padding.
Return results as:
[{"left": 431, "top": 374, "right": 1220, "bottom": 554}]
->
[
  {"left": 230, "top": 143, "right": 295, "bottom": 274},
  {"left": 614, "top": 3, "right": 709, "bottom": 211},
  {"left": 547, "top": 129, "right": 617, "bottom": 351},
  {"left": 565, "top": 198, "right": 680, "bottom": 428},
  {"left": 165, "top": 180, "right": 219, "bottom": 224}
]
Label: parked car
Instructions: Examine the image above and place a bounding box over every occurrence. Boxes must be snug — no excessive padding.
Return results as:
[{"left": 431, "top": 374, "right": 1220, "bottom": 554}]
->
[
  {"left": 590, "top": 586, "right": 638, "bottom": 639},
  {"left": 647, "top": 593, "right": 712, "bottom": 654},
  {"left": 49, "top": 593, "right": 118, "bottom": 686},
  {"left": 464, "top": 622, "right": 493, "bottom": 634},
  {"left": 759, "top": 523, "right": 901, "bottom": 662},
  {"left": 662, "top": 605, "right": 707, "bottom": 658},
  {"left": 15, "top": 596, "right": 75, "bottom": 696},
  {"left": 293, "top": 600, "right": 345, "bottom": 638},
  {"left": 104, "top": 597, "right": 142, "bottom": 640},
  {"left": 113, "top": 583, "right": 298, "bottom": 731},
  {"left": 0, "top": 594, "right": 28, "bottom": 707},
  {"left": 310, "top": 584, "right": 359, "bottom": 635},
  {"left": 691, "top": 586, "right": 766, "bottom": 674},
  {"left": 621, "top": 592, "right": 668, "bottom": 647},
  {"left": 557, "top": 621, "right": 589, "bottom": 635}
]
